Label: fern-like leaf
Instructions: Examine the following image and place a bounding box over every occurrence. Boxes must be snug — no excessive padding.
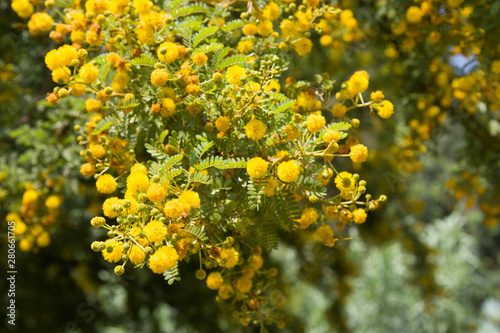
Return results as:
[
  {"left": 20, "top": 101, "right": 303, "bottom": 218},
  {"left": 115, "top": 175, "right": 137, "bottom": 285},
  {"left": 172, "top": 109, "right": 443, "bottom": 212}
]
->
[
  {"left": 272, "top": 99, "right": 295, "bottom": 114},
  {"left": 222, "top": 19, "right": 245, "bottom": 33},
  {"left": 129, "top": 53, "right": 157, "bottom": 67},
  {"left": 173, "top": 3, "right": 210, "bottom": 17},
  {"left": 218, "top": 55, "right": 251, "bottom": 69},
  {"left": 185, "top": 223, "right": 209, "bottom": 242},
  {"left": 163, "top": 265, "right": 181, "bottom": 285},
  {"left": 92, "top": 116, "right": 115, "bottom": 135},
  {"left": 193, "top": 26, "right": 219, "bottom": 48}
]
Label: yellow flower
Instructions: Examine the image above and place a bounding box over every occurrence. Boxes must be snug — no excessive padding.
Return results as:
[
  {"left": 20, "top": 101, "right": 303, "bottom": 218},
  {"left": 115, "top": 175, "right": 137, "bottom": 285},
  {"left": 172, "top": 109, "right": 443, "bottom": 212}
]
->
[
  {"left": 370, "top": 90, "right": 384, "bottom": 102},
  {"left": 178, "top": 190, "right": 201, "bottom": 210},
  {"left": 280, "top": 19, "right": 295, "bottom": 39},
  {"left": 45, "top": 195, "right": 63, "bottom": 209},
  {"left": 102, "top": 240, "right": 124, "bottom": 263},
  {"left": 406, "top": 6, "right": 423, "bottom": 24},
  {"left": 158, "top": 42, "right": 179, "bottom": 63},
  {"left": 14, "top": 221, "right": 27, "bottom": 235},
  {"left": 245, "top": 119, "right": 266, "bottom": 140},
  {"left": 219, "top": 248, "right": 239, "bottom": 269},
  {"left": 335, "top": 172, "right": 355, "bottom": 192},
  {"left": 299, "top": 207, "right": 318, "bottom": 229},
  {"left": 218, "top": 284, "right": 234, "bottom": 299},
  {"left": 164, "top": 199, "right": 188, "bottom": 218},
  {"left": 161, "top": 98, "right": 176, "bottom": 117},
  {"left": 320, "top": 35, "right": 333, "bottom": 47},
  {"left": 215, "top": 116, "right": 231, "bottom": 132},
  {"left": 96, "top": 174, "right": 117, "bottom": 194},
  {"left": 349, "top": 144, "right": 368, "bottom": 163},
  {"left": 283, "top": 125, "right": 299, "bottom": 141},
  {"left": 294, "top": 37, "right": 313, "bottom": 56},
  {"left": 71, "top": 83, "right": 86, "bottom": 96},
  {"left": 149, "top": 246, "right": 179, "bottom": 274},
  {"left": 28, "top": 13, "right": 54, "bottom": 35},
  {"left": 317, "top": 225, "right": 335, "bottom": 247},
  {"left": 206, "top": 271, "right": 224, "bottom": 290},
  {"left": 236, "top": 277, "right": 252, "bottom": 293},
  {"left": 85, "top": 99, "right": 101, "bottom": 113},
  {"left": 132, "top": 0, "right": 152, "bottom": 15},
  {"left": 131, "top": 163, "right": 148, "bottom": 174},
  {"left": 257, "top": 20, "right": 273, "bottom": 36},
  {"left": 144, "top": 220, "right": 168, "bottom": 243},
  {"left": 80, "top": 63, "right": 99, "bottom": 84},
  {"left": 192, "top": 52, "right": 208, "bottom": 66},
  {"left": 352, "top": 208, "right": 367, "bottom": 224},
  {"left": 36, "top": 232, "right": 50, "bottom": 248},
  {"left": 102, "top": 197, "right": 121, "bottom": 218},
  {"left": 11, "top": 0, "right": 34, "bottom": 19},
  {"left": 323, "top": 129, "right": 341, "bottom": 143},
  {"left": 246, "top": 157, "right": 268, "bottom": 179},
  {"left": 375, "top": 100, "right": 394, "bottom": 119},
  {"left": 151, "top": 68, "right": 168, "bottom": 87},
  {"left": 226, "top": 65, "right": 246, "bottom": 85},
  {"left": 52, "top": 67, "right": 70, "bottom": 84},
  {"left": 128, "top": 244, "right": 146, "bottom": 264},
  {"left": 306, "top": 113, "right": 326, "bottom": 133},
  {"left": 347, "top": 71, "right": 369, "bottom": 96},
  {"left": 263, "top": 2, "right": 281, "bottom": 21},
  {"left": 331, "top": 104, "right": 347, "bottom": 118},
  {"left": 248, "top": 255, "right": 263, "bottom": 270},
  {"left": 237, "top": 40, "right": 254, "bottom": 54},
  {"left": 147, "top": 183, "right": 167, "bottom": 202},
  {"left": 242, "top": 24, "right": 258, "bottom": 36},
  {"left": 127, "top": 171, "right": 149, "bottom": 194},
  {"left": 277, "top": 160, "right": 300, "bottom": 183},
  {"left": 80, "top": 163, "right": 96, "bottom": 177}
]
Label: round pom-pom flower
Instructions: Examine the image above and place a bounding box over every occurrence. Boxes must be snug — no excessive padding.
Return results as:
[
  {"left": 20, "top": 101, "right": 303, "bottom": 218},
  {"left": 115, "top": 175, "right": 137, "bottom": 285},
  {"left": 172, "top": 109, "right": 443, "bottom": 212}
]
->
[
  {"left": 149, "top": 246, "right": 179, "bottom": 274},
  {"left": 247, "top": 157, "right": 268, "bottom": 179},
  {"left": 317, "top": 225, "right": 335, "bottom": 247},
  {"left": 277, "top": 160, "right": 300, "bottom": 183},
  {"left": 178, "top": 190, "right": 201, "bottom": 211},
  {"left": 226, "top": 65, "right": 246, "bottom": 85},
  {"left": 151, "top": 69, "right": 168, "bottom": 87},
  {"left": 352, "top": 208, "right": 367, "bottom": 224},
  {"left": 306, "top": 113, "right": 326, "bottom": 133},
  {"left": 245, "top": 119, "right": 266, "bottom": 140},
  {"left": 206, "top": 272, "right": 224, "bottom": 290},
  {"left": 144, "top": 220, "right": 168, "bottom": 243},
  {"left": 375, "top": 100, "right": 394, "bottom": 119},
  {"left": 349, "top": 144, "right": 368, "bottom": 163},
  {"left": 96, "top": 174, "right": 117, "bottom": 194},
  {"left": 147, "top": 183, "right": 167, "bottom": 203},
  {"left": 80, "top": 63, "right": 99, "bottom": 84}
]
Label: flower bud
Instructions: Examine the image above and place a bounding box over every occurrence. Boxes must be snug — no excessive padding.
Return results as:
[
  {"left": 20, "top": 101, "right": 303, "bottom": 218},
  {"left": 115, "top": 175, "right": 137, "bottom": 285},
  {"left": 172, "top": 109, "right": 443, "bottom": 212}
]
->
[
  {"left": 196, "top": 269, "right": 207, "bottom": 280},
  {"left": 90, "top": 216, "right": 106, "bottom": 228},
  {"left": 114, "top": 266, "right": 125, "bottom": 276}
]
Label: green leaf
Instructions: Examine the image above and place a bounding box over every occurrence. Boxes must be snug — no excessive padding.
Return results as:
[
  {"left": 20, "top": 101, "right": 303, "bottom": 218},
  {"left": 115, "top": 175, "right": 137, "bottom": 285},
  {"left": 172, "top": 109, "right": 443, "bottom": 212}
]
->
[
  {"left": 193, "top": 26, "right": 219, "bottom": 48},
  {"left": 173, "top": 3, "right": 210, "bottom": 17},
  {"left": 222, "top": 19, "right": 245, "bottom": 33},
  {"left": 116, "top": 99, "right": 140, "bottom": 110},
  {"left": 92, "top": 117, "right": 114, "bottom": 135},
  {"left": 159, "top": 130, "right": 169, "bottom": 144},
  {"left": 272, "top": 99, "right": 295, "bottom": 114},
  {"left": 129, "top": 53, "right": 158, "bottom": 67},
  {"left": 193, "top": 43, "right": 224, "bottom": 56},
  {"left": 218, "top": 55, "right": 251, "bottom": 70}
]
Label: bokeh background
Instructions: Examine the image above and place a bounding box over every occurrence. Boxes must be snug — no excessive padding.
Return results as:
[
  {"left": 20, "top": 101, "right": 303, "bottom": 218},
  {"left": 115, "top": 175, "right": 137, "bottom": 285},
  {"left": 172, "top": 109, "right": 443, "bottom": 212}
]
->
[{"left": 2, "top": 0, "right": 500, "bottom": 332}]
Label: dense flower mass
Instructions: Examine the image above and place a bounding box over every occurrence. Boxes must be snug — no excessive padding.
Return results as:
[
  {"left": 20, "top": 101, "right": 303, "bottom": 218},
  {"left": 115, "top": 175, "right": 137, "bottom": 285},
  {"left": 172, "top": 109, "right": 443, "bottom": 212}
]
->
[{"left": 8, "top": 0, "right": 391, "bottom": 328}]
